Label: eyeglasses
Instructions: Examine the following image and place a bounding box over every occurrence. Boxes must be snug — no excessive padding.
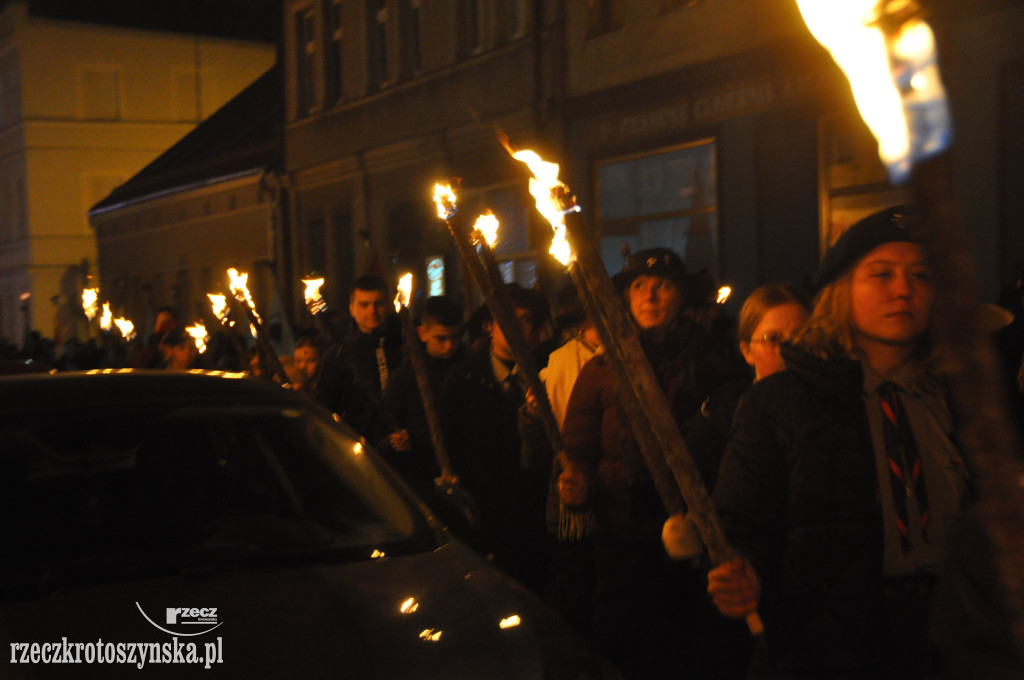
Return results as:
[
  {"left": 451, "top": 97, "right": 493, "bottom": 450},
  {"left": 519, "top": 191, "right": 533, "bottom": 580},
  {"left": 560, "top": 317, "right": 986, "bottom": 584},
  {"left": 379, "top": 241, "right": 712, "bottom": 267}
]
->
[{"left": 756, "top": 331, "right": 787, "bottom": 347}]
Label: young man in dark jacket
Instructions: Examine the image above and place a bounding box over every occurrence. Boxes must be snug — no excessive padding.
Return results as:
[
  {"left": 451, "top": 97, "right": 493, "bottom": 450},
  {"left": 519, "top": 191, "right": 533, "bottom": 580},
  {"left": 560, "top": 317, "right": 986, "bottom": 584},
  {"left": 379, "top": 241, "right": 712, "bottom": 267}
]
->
[
  {"left": 439, "top": 285, "right": 552, "bottom": 594},
  {"left": 315, "top": 275, "right": 403, "bottom": 443},
  {"left": 381, "top": 295, "right": 464, "bottom": 503}
]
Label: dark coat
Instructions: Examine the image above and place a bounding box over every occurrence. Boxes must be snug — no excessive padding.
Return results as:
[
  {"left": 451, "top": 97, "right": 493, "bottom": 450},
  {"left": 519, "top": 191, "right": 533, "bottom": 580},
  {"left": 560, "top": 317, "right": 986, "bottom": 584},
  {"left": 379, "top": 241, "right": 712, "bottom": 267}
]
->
[
  {"left": 380, "top": 349, "right": 463, "bottom": 496},
  {"left": 562, "top": 318, "right": 749, "bottom": 540},
  {"left": 315, "top": 322, "right": 403, "bottom": 443},
  {"left": 438, "top": 345, "right": 551, "bottom": 590},
  {"left": 714, "top": 347, "right": 892, "bottom": 675},
  {"left": 558, "top": 318, "right": 751, "bottom": 679}
]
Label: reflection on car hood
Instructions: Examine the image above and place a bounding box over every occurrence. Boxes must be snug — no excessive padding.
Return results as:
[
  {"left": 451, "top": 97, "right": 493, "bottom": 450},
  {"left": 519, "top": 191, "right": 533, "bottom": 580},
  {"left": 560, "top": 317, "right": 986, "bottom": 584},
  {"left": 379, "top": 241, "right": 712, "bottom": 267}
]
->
[{"left": 0, "top": 541, "right": 611, "bottom": 679}]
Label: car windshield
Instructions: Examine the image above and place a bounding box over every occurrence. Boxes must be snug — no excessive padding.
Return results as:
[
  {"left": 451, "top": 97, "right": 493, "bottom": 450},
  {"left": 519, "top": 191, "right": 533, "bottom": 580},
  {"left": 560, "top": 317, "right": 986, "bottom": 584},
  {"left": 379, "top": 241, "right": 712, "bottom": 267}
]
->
[{"left": 0, "top": 403, "right": 438, "bottom": 600}]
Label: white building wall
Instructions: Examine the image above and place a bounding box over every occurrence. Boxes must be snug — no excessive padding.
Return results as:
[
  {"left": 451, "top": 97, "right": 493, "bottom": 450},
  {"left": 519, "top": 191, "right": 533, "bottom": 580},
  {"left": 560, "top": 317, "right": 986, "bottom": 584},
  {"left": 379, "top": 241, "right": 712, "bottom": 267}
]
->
[{"left": 0, "top": 1, "right": 275, "bottom": 346}]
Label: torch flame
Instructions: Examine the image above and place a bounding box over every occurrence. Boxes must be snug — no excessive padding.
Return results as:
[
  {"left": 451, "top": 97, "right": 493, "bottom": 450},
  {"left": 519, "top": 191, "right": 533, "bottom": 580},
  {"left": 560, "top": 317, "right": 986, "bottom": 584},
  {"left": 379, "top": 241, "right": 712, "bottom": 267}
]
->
[
  {"left": 433, "top": 183, "right": 457, "bottom": 220},
  {"left": 473, "top": 213, "right": 499, "bottom": 248},
  {"left": 208, "top": 293, "right": 230, "bottom": 324},
  {"left": 394, "top": 273, "right": 413, "bottom": 312},
  {"left": 303, "top": 277, "right": 325, "bottom": 301},
  {"left": 99, "top": 302, "right": 112, "bottom": 331},
  {"left": 509, "top": 149, "right": 576, "bottom": 266},
  {"left": 185, "top": 321, "right": 208, "bottom": 353},
  {"left": 716, "top": 286, "right": 732, "bottom": 305},
  {"left": 82, "top": 288, "right": 99, "bottom": 320},
  {"left": 113, "top": 317, "right": 135, "bottom": 340},
  {"left": 227, "top": 268, "right": 261, "bottom": 322},
  {"left": 302, "top": 276, "right": 328, "bottom": 315},
  {"left": 796, "top": 0, "right": 950, "bottom": 184}
]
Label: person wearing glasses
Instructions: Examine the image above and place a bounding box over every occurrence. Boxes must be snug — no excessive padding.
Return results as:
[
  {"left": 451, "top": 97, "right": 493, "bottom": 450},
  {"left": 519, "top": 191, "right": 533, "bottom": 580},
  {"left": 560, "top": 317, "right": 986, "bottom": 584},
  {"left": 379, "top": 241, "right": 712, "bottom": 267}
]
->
[{"left": 737, "top": 284, "right": 811, "bottom": 382}]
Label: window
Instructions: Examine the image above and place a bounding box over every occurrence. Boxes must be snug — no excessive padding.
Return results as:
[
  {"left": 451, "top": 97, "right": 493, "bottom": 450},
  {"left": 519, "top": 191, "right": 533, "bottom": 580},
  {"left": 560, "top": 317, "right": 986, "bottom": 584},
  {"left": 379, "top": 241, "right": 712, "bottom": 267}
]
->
[
  {"left": 79, "top": 66, "right": 120, "bottom": 120},
  {"left": 595, "top": 140, "right": 719, "bottom": 278},
  {"left": 586, "top": 0, "right": 623, "bottom": 38},
  {"left": 367, "top": 0, "right": 390, "bottom": 91},
  {"left": 460, "top": 184, "right": 538, "bottom": 289},
  {"left": 406, "top": 0, "right": 423, "bottom": 76},
  {"left": 305, "top": 218, "right": 327, "bottom": 276},
  {"left": 294, "top": 5, "right": 318, "bottom": 116},
  {"left": 324, "top": 0, "right": 344, "bottom": 105},
  {"left": 501, "top": 0, "right": 528, "bottom": 43},
  {"left": 458, "top": 0, "right": 484, "bottom": 57}
]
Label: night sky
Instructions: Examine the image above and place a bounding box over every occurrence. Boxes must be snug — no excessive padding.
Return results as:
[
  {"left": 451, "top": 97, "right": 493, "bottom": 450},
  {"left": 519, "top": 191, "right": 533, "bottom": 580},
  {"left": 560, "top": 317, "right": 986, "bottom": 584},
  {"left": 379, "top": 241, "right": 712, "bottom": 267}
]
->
[{"left": 2, "top": 0, "right": 281, "bottom": 42}]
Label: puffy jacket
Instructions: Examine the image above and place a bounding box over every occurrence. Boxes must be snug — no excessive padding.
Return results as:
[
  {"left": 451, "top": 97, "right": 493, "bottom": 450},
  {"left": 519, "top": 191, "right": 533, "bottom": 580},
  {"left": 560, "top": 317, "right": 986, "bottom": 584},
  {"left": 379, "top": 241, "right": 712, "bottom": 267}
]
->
[{"left": 715, "top": 346, "right": 891, "bottom": 674}]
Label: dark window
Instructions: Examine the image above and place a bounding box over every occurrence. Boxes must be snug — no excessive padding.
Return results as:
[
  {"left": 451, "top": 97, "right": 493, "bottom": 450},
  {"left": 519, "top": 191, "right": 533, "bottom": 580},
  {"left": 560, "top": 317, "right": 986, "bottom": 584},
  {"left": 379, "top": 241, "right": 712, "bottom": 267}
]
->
[
  {"left": 324, "top": 0, "right": 343, "bottom": 105},
  {"left": 367, "top": 0, "right": 389, "bottom": 91},
  {"left": 458, "top": 0, "right": 482, "bottom": 58},
  {"left": 596, "top": 140, "right": 720, "bottom": 278},
  {"left": 295, "top": 5, "right": 317, "bottom": 116},
  {"left": 586, "top": 0, "right": 623, "bottom": 38},
  {"left": 306, "top": 218, "right": 327, "bottom": 276}
]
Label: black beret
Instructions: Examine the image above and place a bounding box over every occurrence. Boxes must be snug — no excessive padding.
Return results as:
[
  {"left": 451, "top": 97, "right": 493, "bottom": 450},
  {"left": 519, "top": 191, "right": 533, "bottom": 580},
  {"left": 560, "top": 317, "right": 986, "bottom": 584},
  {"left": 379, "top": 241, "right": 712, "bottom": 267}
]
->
[{"left": 813, "top": 205, "right": 922, "bottom": 289}]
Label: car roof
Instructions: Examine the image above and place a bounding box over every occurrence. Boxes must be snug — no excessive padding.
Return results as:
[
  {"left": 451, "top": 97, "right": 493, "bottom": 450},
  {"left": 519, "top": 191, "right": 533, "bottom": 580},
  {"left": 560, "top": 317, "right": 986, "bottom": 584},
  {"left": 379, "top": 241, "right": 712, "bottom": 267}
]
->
[{"left": 0, "top": 369, "right": 307, "bottom": 415}]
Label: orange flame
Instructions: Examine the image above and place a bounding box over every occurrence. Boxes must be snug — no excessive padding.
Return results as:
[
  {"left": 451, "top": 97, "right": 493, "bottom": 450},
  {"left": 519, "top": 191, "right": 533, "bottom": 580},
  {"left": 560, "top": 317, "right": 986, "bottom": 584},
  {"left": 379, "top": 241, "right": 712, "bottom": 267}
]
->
[
  {"left": 99, "top": 302, "right": 112, "bottom": 331},
  {"left": 185, "top": 321, "right": 208, "bottom": 353},
  {"left": 82, "top": 288, "right": 99, "bottom": 320},
  {"left": 227, "top": 268, "right": 261, "bottom": 322},
  {"left": 716, "top": 286, "right": 732, "bottom": 305},
  {"left": 302, "top": 276, "right": 327, "bottom": 315},
  {"left": 473, "top": 212, "right": 499, "bottom": 248},
  {"left": 394, "top": 273, "right": 413, "bottom": 312},
  {"left": 796, "top": 0, "right": 949, "bottom": 183},
  {"left": 113, "top": 317, "right": 135, "bottom": 340},
  {"left": 508, "top": 149, "right": 576, "bottom": 266},
  {"left": 208, "top": 293, "right": 230, "bottom": 324},
  {"left": 433, "top": 183, "right": 457, "bottom": 220}
]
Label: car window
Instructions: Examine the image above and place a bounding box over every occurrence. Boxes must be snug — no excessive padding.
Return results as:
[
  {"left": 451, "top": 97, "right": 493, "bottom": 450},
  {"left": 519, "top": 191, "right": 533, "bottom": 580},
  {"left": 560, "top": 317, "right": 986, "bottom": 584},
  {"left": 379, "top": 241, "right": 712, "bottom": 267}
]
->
[{"left": 0, "top": 404, "right": 436, "bottom": 600}]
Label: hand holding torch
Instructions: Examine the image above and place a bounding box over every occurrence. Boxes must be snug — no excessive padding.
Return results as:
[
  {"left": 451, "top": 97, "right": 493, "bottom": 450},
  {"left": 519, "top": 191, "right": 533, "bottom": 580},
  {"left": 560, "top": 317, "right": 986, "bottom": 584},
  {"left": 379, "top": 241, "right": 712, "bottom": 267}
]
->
[
  {"left": 508, "top": 145, "right": 763, "bottom": 635},
  {"left": 393, "top": 273, "right": 480, "bottom": 528}
]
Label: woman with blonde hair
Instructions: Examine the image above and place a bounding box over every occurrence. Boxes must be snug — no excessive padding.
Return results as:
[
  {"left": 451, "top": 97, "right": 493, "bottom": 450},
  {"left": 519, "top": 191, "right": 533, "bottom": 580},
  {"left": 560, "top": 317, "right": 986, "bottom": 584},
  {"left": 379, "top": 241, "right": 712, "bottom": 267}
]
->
[
  {"left": 736, "top": 283, "right": 810, "bottom": 382},
  {"left": 708, "top": 206, "right": 970, "bottom": 678}
]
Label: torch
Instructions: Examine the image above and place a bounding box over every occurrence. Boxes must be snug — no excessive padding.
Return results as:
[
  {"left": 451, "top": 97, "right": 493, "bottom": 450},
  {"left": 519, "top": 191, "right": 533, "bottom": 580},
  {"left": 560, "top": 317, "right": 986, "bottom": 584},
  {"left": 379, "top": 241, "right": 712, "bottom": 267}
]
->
[
  {"left": 302, "top": 273, "right": 346, "bottom": 345},
  {"left": 507, "top": 144, "right": 763, "bottom": 634},
  {"left": 433, "top": 186, "right": 569, "bottom": 467},
  {"left": 185, "top": 320, "right": 210, "bottom": 354},
  {"left": 393, "top": 273, "right": 480, "bottom": 528},
  {"left": 797, "top": 0, "right": 1024, "bottom": 650},
  {"left": 227, "top": 268, "right": 290, "bottom": 387},
  {"left": 302, "top": 274, "right": 328, "bottom": 316},
  {"left": 113, "top": 317, "right": 136, "bottom": 342}
]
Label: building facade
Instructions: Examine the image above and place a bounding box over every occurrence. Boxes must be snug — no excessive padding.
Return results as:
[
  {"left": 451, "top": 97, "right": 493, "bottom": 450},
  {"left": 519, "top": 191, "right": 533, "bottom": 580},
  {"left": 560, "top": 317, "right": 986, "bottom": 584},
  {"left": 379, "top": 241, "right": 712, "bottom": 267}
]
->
[
  {"left": 280, "top": 0, "right": 563, "bottom": 321},
  {"left": 562, "top": 0, "right": 1024, "bottom": 308},
  {"left": 0, "top": 1, "right": 275, "bottom": 347}
]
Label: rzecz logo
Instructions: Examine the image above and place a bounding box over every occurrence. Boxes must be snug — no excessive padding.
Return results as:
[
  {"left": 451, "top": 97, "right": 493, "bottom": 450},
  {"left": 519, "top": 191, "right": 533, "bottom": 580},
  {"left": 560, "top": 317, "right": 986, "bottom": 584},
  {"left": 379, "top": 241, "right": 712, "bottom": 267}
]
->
[{"left": 136, "top": 603, "right": 223, "bottom": 636}]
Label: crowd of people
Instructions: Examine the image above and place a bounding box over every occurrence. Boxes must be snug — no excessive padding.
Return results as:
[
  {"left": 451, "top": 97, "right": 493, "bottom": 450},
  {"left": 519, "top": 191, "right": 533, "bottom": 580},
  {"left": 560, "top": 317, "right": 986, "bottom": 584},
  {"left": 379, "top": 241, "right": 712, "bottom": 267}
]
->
[{"left": 3, "top": 204, "right": 1024, "bottom": 678}]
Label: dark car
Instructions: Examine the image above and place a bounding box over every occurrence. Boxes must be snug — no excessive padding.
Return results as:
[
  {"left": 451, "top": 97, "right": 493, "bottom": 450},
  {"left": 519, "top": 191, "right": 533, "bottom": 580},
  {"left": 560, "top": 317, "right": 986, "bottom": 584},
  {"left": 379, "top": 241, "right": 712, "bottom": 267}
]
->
[{"left": 0, "top": 370, "right": 617, "bottom": 679}]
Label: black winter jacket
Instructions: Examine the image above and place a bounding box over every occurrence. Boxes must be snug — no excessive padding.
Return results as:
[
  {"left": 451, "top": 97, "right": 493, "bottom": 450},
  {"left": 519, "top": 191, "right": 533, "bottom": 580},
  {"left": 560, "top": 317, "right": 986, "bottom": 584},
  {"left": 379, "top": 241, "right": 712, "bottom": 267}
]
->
[{"left": 715, "top": 347, "right": 893, "bottom": 675}]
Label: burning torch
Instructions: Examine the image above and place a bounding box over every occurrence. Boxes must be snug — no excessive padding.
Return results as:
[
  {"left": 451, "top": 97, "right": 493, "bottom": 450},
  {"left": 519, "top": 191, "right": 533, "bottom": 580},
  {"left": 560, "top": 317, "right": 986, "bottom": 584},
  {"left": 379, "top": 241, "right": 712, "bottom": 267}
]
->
[
  {"left": 797, "top": 0, "right": 1024, "bottom": 649},
  {"left": 227, "top": 268, "right": 290, "bottom": 387},
  {"left": 393, "top": 272, "right": 479, "bottom": 528},
  {"left": 506, "top": 141, "right": 763, "bottom": 634},
  {"left": 433, "top": 183, "right": 569, "bottom": 474}
]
